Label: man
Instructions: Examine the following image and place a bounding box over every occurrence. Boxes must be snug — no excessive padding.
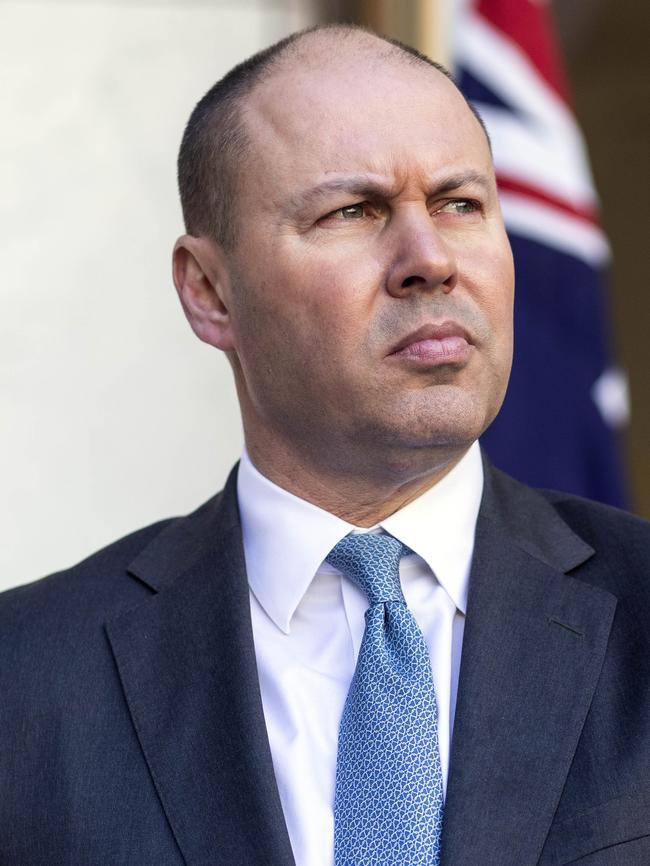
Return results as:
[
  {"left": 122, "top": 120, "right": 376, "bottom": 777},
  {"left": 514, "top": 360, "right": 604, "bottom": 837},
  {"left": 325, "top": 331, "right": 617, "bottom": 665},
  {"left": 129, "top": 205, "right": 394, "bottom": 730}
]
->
[{"left": 1, "top": 23, "right": 649, "bottom": 866}]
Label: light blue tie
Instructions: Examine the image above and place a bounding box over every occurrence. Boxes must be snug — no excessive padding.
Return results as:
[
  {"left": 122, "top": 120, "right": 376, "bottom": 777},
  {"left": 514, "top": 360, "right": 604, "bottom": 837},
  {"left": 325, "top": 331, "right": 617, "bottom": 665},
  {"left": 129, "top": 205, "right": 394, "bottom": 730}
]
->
[{"left": 327, "top": 532, "right": 444, "bottom": 866}]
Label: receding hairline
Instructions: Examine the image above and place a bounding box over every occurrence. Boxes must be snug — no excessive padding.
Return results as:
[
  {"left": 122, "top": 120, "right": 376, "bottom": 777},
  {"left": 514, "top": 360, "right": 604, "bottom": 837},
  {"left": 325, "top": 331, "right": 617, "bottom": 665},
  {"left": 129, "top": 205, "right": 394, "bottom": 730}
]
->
[
  {"left": 241, "top": 26, "right": 488, "bottom": 151},
  {"left": 244, "top": 24, "right": 477, "bottom": 117},
  {"left": 256, "top": 24, "right": 446, "bottom": 77}
]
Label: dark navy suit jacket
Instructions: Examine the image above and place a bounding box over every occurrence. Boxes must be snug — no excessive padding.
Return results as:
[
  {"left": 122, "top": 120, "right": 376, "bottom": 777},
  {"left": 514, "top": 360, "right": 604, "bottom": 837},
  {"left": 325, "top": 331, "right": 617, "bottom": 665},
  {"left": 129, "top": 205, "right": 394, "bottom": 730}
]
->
[{"left": 2, "top": 459, "right": 650, "bottom": 865}]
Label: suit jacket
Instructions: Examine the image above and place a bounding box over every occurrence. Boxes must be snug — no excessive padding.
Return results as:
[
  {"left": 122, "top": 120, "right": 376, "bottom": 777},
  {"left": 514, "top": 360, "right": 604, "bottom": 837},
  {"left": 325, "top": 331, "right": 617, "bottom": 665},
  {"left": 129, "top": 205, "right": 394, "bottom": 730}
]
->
[{"left": 1, "top": 458, "right": 650, "bottom": 866}]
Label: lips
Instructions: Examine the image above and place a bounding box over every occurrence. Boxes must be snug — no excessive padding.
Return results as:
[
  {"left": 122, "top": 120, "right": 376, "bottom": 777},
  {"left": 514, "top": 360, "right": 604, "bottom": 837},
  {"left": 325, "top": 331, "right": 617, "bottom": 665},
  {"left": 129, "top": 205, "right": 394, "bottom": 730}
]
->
[{"left": 388, "top": 321, "right": 473, "bottom": 364}]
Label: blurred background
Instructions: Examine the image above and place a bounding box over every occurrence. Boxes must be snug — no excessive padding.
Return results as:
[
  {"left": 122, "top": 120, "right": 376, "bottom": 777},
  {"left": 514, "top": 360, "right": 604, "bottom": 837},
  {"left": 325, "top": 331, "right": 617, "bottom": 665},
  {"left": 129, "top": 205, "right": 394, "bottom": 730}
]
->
[{"left": 1, "top": 0, "right": 648, "bottom": 590}]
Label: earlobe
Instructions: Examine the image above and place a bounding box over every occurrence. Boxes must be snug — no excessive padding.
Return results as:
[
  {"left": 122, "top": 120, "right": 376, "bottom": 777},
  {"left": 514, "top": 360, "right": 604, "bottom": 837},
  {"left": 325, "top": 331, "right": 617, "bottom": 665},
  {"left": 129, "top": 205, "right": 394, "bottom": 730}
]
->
[{"left": 172, "top": 235, "right": 236, "bottom": 351}]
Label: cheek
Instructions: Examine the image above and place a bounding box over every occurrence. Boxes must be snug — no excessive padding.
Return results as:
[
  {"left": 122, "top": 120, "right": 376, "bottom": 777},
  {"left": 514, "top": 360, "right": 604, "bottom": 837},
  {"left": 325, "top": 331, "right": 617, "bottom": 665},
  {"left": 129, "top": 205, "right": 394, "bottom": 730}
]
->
[
  {"left": 232, "top": 271, "right": 364, "bottom": 389},
  {"left": 462, "top": 240, "right": 514, "bottom": 325},
  {"left": 278, "top": 253, "right": 381, "bottom": 346}
]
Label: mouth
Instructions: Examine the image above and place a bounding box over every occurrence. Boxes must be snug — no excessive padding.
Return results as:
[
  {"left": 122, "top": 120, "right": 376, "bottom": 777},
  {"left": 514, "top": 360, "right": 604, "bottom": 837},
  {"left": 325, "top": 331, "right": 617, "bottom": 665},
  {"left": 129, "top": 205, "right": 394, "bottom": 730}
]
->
[{"left": 387, "top": 321, "right": 474, "bottom": 365}]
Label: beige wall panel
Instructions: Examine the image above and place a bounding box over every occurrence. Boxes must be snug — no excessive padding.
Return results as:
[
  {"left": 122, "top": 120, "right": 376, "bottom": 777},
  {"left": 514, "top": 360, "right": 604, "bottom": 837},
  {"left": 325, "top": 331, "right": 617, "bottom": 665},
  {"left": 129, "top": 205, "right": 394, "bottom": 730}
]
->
[{"left": 1, "top": 1, "right": 313, "bottom": 589}]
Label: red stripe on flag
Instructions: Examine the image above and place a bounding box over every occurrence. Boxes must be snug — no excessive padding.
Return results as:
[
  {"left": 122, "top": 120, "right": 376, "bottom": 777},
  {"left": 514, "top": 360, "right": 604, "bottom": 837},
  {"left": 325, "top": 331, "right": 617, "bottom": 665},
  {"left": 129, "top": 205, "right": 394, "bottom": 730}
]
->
[
  {"left": 476, "top": 0, "right": 570, "bottom": 102},
  {"left": 496, "top": 173, "right": 599, "bottom": 225}
]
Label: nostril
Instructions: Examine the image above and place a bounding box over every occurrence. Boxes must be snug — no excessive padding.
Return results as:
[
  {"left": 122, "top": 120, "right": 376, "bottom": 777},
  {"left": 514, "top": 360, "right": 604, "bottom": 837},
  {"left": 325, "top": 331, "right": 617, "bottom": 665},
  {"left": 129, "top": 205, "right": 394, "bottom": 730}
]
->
[{"left": 401, "top": 275, "right": 425, "bottom": 288}]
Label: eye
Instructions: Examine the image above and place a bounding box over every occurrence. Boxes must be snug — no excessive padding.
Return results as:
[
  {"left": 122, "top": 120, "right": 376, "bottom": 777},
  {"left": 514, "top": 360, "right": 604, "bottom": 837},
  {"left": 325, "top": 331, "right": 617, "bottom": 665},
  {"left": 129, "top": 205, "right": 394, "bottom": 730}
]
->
[
  {"left": 436, "top": 199, "right": 481, "bottom": 215},
  {"left": 332, "top": 203, "right": 367, "bottom": 220},
  {"left": 320, "top": 201, "right": 387, "bottom": 224}
]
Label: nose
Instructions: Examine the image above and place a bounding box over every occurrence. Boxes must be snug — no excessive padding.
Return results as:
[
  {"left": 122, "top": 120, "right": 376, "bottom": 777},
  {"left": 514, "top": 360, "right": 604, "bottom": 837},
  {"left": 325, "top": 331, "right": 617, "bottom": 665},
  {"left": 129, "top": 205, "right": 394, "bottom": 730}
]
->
[{"left": 385, "top": 208, "right": 458, "bottom": 299}]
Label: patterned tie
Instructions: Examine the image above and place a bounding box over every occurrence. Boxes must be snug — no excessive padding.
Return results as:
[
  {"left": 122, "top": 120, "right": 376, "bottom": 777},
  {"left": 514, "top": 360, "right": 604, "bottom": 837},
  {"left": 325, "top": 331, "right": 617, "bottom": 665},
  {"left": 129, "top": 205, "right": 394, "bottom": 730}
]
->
[{"left": 326, "top": 532, "right": 444, "bottom": 866}]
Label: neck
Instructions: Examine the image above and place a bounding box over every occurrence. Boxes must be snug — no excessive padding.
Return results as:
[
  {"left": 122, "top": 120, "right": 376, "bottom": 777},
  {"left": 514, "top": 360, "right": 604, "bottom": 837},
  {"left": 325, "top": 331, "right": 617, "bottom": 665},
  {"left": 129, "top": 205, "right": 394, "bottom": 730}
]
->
[{"left": 245, "top": 437, "right": 470, "bottom": 527}]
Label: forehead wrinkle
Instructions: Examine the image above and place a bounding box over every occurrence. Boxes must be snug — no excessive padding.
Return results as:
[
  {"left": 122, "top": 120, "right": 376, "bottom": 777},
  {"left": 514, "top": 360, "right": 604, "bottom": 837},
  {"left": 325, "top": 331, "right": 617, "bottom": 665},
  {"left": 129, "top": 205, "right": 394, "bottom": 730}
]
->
[
  {"left": 433, "top": 170, "right": 492, "bottom": 194},
  {"left": 284, "top": 174, "right": 399, "bottom": 214},
  {"left": 284, "top": 167, "right": 494, "bottom": 214}
]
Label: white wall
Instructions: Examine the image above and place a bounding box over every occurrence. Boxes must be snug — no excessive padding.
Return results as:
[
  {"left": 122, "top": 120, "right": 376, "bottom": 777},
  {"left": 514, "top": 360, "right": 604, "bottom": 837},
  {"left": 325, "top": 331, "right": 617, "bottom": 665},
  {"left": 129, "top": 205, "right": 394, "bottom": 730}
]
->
[{"left": 1, "top": 0, "right": 315, "bottom": 589}]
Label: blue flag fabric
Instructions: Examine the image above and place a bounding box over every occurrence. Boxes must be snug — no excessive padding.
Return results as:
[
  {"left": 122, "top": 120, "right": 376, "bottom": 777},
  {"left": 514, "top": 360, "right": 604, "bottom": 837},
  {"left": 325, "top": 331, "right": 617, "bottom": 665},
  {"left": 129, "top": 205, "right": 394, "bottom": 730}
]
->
[{"left": 453, "top": 0, "right": 628, "bottom": 507}]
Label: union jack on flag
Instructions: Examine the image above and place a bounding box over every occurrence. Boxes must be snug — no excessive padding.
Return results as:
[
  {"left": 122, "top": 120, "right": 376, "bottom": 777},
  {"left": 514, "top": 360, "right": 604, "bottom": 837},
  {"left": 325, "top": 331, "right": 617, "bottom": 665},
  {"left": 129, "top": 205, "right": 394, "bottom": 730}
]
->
[{"left": 452, "top": 0, "right": 628, "bottom": 506}]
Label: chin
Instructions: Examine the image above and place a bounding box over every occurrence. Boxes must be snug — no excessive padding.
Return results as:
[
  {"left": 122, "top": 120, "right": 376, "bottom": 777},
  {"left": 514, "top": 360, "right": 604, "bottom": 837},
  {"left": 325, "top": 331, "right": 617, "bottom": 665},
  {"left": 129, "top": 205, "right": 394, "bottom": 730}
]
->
[
  {"left": 393, "top": 423, "right": 481, "bottom": 452},
  {"left": 358, "top": 414, "right": 484, "bottom": 457},
  {"left": 382, "top": 387, "right": 498, "bottom": 448}
]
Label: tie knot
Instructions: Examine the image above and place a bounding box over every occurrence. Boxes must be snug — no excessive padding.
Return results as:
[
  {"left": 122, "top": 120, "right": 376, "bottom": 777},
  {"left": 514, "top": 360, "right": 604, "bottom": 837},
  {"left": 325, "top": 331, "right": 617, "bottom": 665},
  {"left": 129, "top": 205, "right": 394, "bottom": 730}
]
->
[{"left": 326, "top": 533, "right": 409, "bottom": 605}]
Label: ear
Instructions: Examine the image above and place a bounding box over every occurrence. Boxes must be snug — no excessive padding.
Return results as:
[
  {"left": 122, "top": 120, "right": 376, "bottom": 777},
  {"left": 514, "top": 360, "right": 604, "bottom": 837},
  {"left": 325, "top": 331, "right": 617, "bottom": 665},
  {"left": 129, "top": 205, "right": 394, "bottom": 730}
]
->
[{"left": 172, "top": 234, "right": 236, "bottom": 351}]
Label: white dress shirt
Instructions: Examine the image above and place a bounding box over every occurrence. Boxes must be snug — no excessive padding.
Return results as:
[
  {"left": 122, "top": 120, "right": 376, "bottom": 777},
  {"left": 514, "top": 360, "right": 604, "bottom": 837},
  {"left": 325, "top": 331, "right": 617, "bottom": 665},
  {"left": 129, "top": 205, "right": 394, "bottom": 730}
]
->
[{"left": 237, "top": 442, "right": 484, "bottom": 866}]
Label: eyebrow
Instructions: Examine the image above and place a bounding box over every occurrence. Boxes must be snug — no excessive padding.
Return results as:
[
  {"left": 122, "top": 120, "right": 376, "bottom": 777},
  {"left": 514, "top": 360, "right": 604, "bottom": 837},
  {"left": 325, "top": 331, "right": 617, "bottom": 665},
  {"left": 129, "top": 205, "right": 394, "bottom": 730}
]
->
[{"left": 285, "top": 170, "right": 491, "bottom": 215}]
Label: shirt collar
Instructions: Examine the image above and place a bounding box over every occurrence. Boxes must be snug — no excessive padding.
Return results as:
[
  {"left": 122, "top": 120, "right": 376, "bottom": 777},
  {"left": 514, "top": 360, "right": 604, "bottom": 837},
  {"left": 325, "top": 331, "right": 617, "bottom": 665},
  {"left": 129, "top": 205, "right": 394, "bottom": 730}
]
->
[
  {"left": 380, "top": 442, "right": 483, "bottom": 615},
  {"left": 237, "top": 442, "right": 483, "bottom": 633},
  {"left": 238, "top": 452, "right": 357, "bottom": 634}
]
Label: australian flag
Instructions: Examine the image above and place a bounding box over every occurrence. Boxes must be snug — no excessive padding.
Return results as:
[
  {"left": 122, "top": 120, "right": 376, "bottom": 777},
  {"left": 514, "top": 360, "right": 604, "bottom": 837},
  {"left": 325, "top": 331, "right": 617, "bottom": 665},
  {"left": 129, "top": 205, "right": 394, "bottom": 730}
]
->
[{"left": 452, "top": 0, "right": 628, "bottom": 506}]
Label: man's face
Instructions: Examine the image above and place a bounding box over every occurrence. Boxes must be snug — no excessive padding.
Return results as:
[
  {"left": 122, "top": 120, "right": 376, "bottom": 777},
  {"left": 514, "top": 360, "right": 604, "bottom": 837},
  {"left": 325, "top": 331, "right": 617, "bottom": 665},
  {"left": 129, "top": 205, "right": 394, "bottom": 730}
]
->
[{"left": 223, "top": 46, "right": 514, "bottom": 476}]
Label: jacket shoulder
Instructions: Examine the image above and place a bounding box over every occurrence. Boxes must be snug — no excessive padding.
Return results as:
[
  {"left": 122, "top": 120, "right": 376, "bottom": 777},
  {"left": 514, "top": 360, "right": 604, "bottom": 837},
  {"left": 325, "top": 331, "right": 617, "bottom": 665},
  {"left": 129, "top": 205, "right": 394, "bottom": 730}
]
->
[
  {"left": 484, "top": 461, "right": 650, "bottom": 596},
  {"left": 0, "top": 485, "right": 233, "bottom": 696},
  {"left": 486, "top": 460, "right": 650, "bottom": 555},
  {"left": 0, "top": 518, "right": 176, "bottom": 629},
  {"left": 0, "top": 481, "right": 233, "bottom": 625},
  {"left": 534, "top": 487, "right": 650, "bottom": 615},
  {"left": 541, "top": 487, "right": 650, "bottom": 559}
]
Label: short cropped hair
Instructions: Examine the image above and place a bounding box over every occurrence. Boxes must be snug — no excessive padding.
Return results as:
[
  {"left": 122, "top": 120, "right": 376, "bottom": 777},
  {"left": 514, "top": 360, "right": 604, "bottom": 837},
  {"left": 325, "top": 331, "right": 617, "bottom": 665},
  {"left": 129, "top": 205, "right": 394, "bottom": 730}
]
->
[{"left": 177, "top": 24, "right": 489, "bottom": 250}]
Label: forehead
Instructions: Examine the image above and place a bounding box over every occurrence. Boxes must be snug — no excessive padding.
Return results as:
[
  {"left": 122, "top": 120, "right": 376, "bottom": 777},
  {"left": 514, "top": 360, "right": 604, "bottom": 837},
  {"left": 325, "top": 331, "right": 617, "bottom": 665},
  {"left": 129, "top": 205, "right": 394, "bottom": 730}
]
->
[{"left": 241, "top": 40, "right": 491, "bottom": 200}]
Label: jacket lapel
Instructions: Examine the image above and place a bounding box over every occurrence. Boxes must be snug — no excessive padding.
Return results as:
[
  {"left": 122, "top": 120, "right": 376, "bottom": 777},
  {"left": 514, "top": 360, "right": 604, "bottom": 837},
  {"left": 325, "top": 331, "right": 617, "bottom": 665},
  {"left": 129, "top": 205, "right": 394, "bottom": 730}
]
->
[
  {"left": 441, "top": 462, "right": 617, "bottom": 866},
  {"left": 105, "top": 468, "right": 295, "bottom": 866}
]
